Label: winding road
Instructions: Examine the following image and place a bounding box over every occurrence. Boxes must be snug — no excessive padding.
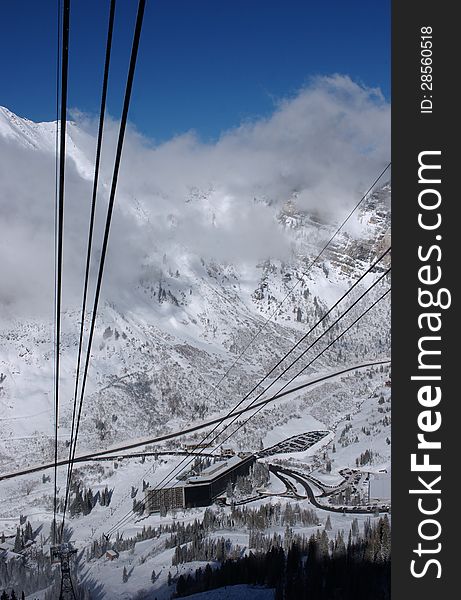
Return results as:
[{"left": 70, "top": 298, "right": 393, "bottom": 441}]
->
[{"left": 270, "top": 464, "right": 389, "bottom": 515}]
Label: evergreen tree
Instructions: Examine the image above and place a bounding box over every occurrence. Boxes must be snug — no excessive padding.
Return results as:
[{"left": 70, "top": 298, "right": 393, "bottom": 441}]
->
[
  {"left": 24, "top": 521, "right": 33, "bottom": 542},
  {"left": 71, "top": 489, "right": 84, "bottom": 516},
  {"left": 176, "top": 575, "right": 186, "bottom": 596},
  {"left": 333, "top": 531, "right": 346, "bottom": 557},
  {"left": 14, "top": 527, "right": 22, "bottom": 553},
  {"left": 325, "top": 515, "right": 332, "bottom": 531},
  {"left": 351, "top": 518, "right": 359, "bottom": 537},
  {"left": 85, "top": 488, "right": 94, "bottom": 515},
  {"left": 203, "top": 563, "right": 212, "bottom": 590},
  {"left": 122, "top": 566, "right": 128, "bottom": 583},
  {"left": 174, "top": 517, "right": 391, "bottom": 599},
  {"left": 50, "top": 518, "right": 57, "bottom": 545},
  {"left": 319, "top": 530, "right": 330, "bottom": 556},
  {"left": 226, "top": 481, "right": 233, "bottom": 499}
]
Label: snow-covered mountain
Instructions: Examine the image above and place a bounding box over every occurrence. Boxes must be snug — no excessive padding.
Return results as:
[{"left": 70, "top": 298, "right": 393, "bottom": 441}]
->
[{"left": 0, "top": 106, "right": 391, "bottom": 473}]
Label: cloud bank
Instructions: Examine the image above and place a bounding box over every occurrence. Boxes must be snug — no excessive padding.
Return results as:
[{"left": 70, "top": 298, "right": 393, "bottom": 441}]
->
[{"left": 0, "top": 75, "right": 390, "bottom": 317}]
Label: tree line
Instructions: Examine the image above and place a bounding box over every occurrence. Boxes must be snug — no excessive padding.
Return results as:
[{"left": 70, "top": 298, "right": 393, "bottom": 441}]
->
[{"left": 175, "top": 515, "right": 390, "bottom": 600}]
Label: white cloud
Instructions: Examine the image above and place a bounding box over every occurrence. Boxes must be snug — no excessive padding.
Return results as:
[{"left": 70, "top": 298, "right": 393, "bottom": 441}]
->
[{"left": 0, "top": 75, "right": 389, "bottom": 317}]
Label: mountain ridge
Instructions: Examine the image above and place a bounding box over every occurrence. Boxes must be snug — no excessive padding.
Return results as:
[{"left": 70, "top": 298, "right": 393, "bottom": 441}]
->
[{"left": 0, "top": 107, "right": 391, "bottom": 472}]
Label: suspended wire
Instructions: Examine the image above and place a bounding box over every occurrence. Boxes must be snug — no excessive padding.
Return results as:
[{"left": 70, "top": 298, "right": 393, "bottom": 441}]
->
[
  {"left": 62, "top": 0, "right": 117, "bottom": 527},
  {"left": 105, "top": 262, "right": 391, "bottom": 536},
  {"left": 77, "top": 152, "right": 392, "bottom": 536},
  {"left": 100, "top": 163, "right": 392, "bottom": 534},
  {"left": 211, "top": 288, "right": 391, "bottom": 456},
  {"left": 98, "top": 164, "right": 391, "bottom": 535},
  {"left": 46, "top": 38, "right": 389, "bottom": 533},
  {"left": 67, "top": 247, "right": 389, "bottom": 467},
  {"left": 75, "top": 165, "right": 391, "bottom": 470},
  {"left": 112, "top": 248, "right": 390, "bottom": 516},
  {"left": 85, "top": 366, "right": 390, "bottom": 587},
  {"left": 53, "top": 0, "right": 70, "bottom": 542},
  {"left": 62, "top": 0, "right": 146, "bottom": 528},
  {"left": 177, "top": 267, "right": 391, "bottom": 471},
  {"left": 107, "top": 283, "right": 390, "bottom": 537},
  {"left": 98, "top": 176, "right": 391, "bottom": 538},
  {"left": 0, "top": 356, "right": 389, "bottom": 486},
  {"left": 52, "top": 0, "right": 61, "bottom": 539},
  {"left": 176, "top": 162, "right": 391, "bottom": 417}
]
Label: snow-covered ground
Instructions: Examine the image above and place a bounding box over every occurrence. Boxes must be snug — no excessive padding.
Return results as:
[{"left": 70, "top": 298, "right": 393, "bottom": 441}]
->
[{"left": 0, "top": 107, "right": 391, "bottom": 599}]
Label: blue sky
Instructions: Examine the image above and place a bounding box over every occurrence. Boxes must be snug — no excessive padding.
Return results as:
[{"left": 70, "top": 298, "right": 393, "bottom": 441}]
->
[{"left": 1, "top": 0, "right": 390, "bottom": 142}]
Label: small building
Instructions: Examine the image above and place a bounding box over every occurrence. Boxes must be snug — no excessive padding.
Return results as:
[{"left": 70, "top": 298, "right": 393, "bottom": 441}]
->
[
  {"left": 105, "top": 549, "right": 119, "bottom": 561},
  {"left": 182, "top": 441, "right": 211, "bottom": 452},
  {"left": 220, "top": 446, "right": 235, "bottom": 457}
]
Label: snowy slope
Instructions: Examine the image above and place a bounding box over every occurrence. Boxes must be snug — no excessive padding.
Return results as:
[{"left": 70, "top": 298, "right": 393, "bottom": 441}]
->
[
  {"left": 1, "top": 107, "right": 391, "bottom": 598},
  {"left": 0, "top": 107, "right": 390, "bottom": 474}
]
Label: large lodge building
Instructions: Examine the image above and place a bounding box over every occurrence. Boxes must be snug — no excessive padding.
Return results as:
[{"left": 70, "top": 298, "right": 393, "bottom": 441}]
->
[{"left": 145, "top": 454, "right": 255, "bottom": 512}]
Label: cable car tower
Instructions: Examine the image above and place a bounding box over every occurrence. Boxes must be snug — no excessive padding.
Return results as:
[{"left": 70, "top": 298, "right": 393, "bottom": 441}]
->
[{"left": 51, "top": 542, "right": 78, "bottom": 599}]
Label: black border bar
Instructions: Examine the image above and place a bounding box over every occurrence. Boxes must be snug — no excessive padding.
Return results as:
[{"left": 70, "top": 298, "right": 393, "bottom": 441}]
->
[{"left": 392, "top": 1, "right": 456, "bottom": 597}]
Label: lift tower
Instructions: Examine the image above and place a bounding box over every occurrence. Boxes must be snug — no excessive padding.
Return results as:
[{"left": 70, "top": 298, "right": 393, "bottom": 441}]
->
[{"left": 51, "top": 542, "right": 78, "bottom": 599}]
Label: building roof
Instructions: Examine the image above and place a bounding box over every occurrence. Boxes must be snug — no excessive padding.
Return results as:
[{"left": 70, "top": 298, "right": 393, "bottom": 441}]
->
[
  {"left": 187, "top": 455, "right": 247, "bottom": 484},
  {"left": 145, "top": 455, "right": 254, "bottom": 495},
  {"left": 369, "top": 471, "right": 391, "bottom": 501},
  {"left": 145, "top": 478, "right": 185, "bottom": 492}
]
